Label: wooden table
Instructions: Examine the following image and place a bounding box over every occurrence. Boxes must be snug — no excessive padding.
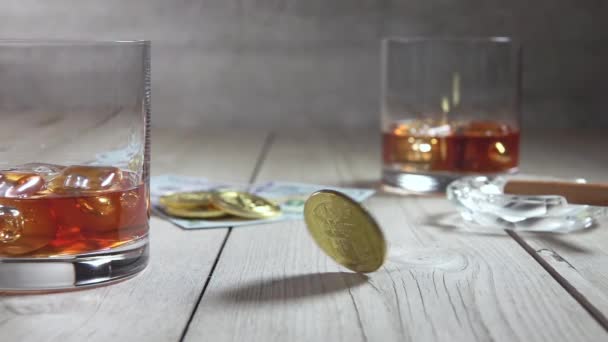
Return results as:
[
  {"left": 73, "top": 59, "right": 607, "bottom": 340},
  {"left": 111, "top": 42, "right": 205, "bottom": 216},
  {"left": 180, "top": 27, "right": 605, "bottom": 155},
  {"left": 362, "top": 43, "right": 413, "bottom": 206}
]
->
[{"left": 1, "top": 128, "right": 607, "bottom": 342}]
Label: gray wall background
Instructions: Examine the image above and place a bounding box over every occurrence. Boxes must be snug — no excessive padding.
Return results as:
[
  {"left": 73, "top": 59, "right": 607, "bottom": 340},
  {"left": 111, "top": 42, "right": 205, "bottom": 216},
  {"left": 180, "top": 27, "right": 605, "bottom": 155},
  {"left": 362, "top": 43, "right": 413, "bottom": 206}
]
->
[{"left": 1, "top": 1, "right": 607, "bottom": 129}]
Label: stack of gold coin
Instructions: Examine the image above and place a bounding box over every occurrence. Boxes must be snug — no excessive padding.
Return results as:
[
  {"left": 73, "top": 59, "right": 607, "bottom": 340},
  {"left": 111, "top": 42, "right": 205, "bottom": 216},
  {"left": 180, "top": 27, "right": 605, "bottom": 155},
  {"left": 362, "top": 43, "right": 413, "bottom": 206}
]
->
[
  {"left": 303, "top": 190, "right": 386, "bottom": 273},
  {"left": 159, "top": 190, "right": 281, "bottom": 220}
]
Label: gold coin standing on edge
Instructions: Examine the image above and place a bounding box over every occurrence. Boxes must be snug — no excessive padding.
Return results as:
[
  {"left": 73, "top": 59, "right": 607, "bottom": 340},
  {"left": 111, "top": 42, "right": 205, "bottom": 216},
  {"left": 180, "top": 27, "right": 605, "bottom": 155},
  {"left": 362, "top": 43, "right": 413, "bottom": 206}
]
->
[
  {"left": 304, "top": 190, "right": 386, "bottom": 273},
  {"left": 211, "top": 191, "right": 281, "bottom": 219}
]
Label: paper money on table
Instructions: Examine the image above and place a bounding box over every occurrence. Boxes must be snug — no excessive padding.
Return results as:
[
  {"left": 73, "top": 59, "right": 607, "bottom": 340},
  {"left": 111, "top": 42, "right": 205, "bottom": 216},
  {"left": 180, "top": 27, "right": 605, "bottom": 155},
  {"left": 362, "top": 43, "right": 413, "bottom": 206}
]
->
[{"left": 151, "top": 174, "right": 375, "bottom": 229}]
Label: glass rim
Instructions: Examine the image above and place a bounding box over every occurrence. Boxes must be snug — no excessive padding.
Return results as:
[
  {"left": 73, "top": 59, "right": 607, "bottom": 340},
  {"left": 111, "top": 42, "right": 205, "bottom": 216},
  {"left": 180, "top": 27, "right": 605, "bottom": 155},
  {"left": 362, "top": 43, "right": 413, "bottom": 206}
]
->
[
  {"left": 382, "top": 36, "right": 513, "bottom": 44},
  {"left": 0, "top": 39, "right": 150, "bottom": 46}
]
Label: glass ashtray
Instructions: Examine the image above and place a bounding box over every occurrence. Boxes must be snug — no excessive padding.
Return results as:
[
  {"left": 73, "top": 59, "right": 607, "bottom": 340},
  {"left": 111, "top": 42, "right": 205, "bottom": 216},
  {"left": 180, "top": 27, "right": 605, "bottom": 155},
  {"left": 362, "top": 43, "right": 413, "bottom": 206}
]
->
[{"left": 447, "top": 176, "right": 608, "bottom": 233}]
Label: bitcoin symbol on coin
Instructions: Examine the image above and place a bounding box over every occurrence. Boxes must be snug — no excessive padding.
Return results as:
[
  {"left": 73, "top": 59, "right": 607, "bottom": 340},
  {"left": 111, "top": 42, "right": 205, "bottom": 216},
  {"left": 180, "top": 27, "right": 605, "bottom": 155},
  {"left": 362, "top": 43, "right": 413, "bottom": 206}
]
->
[{"left": 304, "top": 190, "right": 386, "bottom": 273}]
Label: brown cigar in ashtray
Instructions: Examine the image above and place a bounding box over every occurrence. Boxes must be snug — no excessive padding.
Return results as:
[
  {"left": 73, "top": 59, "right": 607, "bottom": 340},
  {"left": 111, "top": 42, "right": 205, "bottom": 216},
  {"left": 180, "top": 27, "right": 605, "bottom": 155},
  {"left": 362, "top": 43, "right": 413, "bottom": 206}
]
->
[{"left": 503, "top": 180, "right": 608, "bottom": 207}]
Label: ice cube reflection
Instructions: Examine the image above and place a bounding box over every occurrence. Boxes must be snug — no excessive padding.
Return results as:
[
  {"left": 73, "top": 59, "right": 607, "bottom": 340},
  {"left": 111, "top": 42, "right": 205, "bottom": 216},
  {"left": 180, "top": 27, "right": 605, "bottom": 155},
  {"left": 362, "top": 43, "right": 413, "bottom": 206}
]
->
[
  {"left": 447, "top": 176, "right": 608, "bottom": 233},
  {"left": 0, "top": 172, "right": 45, "bottom": 198},
  {"left": 0, "top": 202, "right": 56, "bottom": 255},
  {"left": 47, "top": 166, "right": 123, "bottom": 194}
]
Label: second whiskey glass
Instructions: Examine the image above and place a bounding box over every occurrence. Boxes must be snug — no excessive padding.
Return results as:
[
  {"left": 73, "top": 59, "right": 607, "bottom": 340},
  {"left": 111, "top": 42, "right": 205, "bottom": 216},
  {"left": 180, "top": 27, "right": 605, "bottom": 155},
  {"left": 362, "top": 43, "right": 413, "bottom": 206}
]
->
[{"left": 381, "top": 37, "right": 521, "bottom": 193}]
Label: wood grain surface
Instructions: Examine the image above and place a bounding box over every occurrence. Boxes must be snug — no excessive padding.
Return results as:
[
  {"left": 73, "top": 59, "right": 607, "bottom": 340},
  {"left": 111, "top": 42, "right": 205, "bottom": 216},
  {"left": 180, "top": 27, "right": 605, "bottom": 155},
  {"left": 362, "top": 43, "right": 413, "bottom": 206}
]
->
[
  {"left": 184, "top": 129, "right": 607, "bottom": 342},
  {"left": 1, "top": 127, "right": 607, "bottom": 341},
  {"left": 511, "top": 131, "right": 608, "bottom": 330},
  {"left": 0, "top": 126, "right": 268, "bottom": 342}
]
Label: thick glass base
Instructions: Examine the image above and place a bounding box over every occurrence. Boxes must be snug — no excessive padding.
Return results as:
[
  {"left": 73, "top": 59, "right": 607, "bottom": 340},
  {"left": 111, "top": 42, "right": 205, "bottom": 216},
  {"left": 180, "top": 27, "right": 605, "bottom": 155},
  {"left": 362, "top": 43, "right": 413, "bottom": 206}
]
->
[
  {"left": 0, "top": 236, "right": 149, "bottom": 292},
  {"left": 382, "top": 169, "right": 458, "bottom": 194},
  {"left": 382, "top": 168, "right": 518, "bottom": 194}
]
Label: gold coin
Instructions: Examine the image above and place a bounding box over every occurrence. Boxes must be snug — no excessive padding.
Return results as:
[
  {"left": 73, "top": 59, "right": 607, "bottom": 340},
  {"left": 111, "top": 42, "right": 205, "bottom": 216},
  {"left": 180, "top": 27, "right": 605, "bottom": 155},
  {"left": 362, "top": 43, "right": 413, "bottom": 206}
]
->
[
  {"left": 304, "top": 190, "right": 386, "bottom": 273},
  {"left": 211, "top": 191, "right": 281, "bottom": 219},
  {"left": 159, "top": 191, "right": 213, "bottom": 210},
  {"left": 161, "top": 205, "right": 226, "bottom": 219}
]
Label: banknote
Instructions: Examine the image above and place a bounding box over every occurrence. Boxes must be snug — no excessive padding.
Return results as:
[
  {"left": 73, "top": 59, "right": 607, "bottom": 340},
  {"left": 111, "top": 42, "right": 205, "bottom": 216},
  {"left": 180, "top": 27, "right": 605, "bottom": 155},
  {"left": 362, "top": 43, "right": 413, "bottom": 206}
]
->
[{"left": 151, "top": 174, "right": 375, "bottom": 229}]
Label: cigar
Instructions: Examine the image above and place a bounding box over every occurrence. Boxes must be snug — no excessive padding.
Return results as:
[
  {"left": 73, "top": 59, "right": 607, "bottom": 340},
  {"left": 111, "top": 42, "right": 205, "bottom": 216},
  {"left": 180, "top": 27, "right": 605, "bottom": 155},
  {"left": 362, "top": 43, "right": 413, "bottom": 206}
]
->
[{"left": 503, "top": 180, "right": 608, "bottom": 206}]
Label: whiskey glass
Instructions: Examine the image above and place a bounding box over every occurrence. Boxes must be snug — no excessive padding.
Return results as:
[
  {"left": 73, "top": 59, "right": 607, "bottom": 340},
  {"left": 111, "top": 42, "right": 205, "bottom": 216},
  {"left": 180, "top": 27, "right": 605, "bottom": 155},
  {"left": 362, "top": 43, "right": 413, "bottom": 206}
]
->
[
  {"left": 0, "top": 40, "right": 151, "bottom": 291},
  {"left": 381, "top": 37, "right": 521, "bottom": 193}
]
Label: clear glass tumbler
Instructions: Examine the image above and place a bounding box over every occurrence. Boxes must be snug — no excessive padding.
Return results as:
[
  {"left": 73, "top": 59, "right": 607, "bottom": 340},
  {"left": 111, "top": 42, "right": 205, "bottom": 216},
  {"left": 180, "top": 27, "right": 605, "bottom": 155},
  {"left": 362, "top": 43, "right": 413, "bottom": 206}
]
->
[
  {"left": 0, "top": 40, "right": 151, "bottom": 291},
  {"left": 381, "top": 37, "right": 521, "bottom": 193}
]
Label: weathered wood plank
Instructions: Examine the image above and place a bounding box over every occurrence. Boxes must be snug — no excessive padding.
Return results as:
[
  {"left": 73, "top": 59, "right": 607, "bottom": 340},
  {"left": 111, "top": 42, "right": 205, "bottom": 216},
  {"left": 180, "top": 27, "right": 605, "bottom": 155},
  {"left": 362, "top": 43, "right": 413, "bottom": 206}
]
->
[
  {"left": 511, "top": 131, "right": 608, "bottom": 328},
  {"left": 184, "top": 129, "right": 607, "bottom": 341},
  {"left": 0, "top": 128, "right": 268, "bottom": 342}
]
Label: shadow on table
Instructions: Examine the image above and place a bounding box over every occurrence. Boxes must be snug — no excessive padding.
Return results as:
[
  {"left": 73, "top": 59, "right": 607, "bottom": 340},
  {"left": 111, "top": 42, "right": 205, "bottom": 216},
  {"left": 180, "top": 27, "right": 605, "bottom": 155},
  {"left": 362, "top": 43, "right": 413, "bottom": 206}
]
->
[
  {"left": 338, "top": 179, "right": 448, "bottom": 199},
  {"left": 219, "top": 272, "right": 368, "bottom": 303},
  {"left": 338, "top": 179, "right": 380, "bottom": 190},
  {"left": 517, "top": 228, "right": 597, "bottom": 254},
  {"left": 423, "top": 212, "right": 508, "bottom": 237}
]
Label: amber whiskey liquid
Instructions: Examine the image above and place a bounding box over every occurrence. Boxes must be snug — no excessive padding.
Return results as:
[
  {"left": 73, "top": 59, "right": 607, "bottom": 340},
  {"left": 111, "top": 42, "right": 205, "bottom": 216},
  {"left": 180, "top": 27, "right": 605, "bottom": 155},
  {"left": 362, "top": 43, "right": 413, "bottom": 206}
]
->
[
  {"left": 0, "top": 165, "right": 148, "bottom": 257},
  {"left": 383, "top": 120, "right": 520, "bottom": 175}
]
